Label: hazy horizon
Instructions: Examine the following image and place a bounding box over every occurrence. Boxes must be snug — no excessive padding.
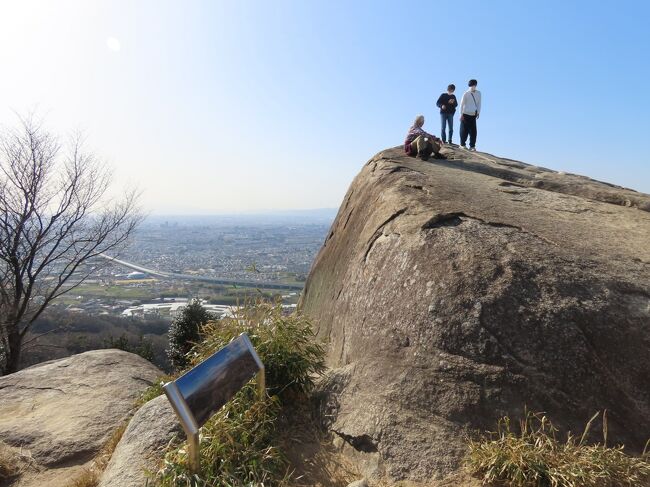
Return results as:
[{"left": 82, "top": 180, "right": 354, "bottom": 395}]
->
[
  {"left": 142, "top": 208, "right": 338, "bottom": 226},
  {"left": 145, "top": 207, "right": 338, "bottom": 216}
]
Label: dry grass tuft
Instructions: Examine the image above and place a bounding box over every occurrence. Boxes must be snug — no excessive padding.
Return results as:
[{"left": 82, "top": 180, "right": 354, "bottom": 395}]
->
[
  {"left": 156, "top": 301, "right": 326, "bottom": 487},
  {"left": 136, "top": 375, "right": 173, "bottom": 407},
  {"left": 0, "top": 440, "right": 34, "bottom": 482},
  {"left": 64, "top": 421, "right": 129, "bottom": 487},
  {"left": 67, "top": 467, "right": 101, "bottom": 487},
  {"left": 467, "top": 410, "right": 650, "bottom": 487},
  {"left": 0, "top": 441, "right": 23, "bottom": 481}
]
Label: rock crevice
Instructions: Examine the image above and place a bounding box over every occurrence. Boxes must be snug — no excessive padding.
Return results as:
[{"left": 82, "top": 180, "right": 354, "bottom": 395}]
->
[{"left": 302, "top": 146, "right": 650, "bottom": 482}]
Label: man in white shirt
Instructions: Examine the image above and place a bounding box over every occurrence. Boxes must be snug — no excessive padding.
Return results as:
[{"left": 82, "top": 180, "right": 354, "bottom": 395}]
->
[{"left": 459, "top": 79, "right": 481, "bottom": 151}]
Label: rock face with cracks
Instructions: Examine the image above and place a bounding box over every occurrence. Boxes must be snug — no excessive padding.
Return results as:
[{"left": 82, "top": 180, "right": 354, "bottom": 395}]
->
[
  {"left": 301, "top": 146, "right": 650, "bottom": 482},
  {"left": 0, "top": 349, "right": 161, "bottom": 486}
]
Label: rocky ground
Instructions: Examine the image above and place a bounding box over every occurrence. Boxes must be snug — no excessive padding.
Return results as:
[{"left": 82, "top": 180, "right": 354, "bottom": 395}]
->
[
  {"left": 0, "top": 350, "right": 161, "bottom": 487},
  {"left": 301, "top": 145, "right": 650, "bottom": 483},
  {"left": 2, "top": 146, "right": 649, "bottom": 487}
]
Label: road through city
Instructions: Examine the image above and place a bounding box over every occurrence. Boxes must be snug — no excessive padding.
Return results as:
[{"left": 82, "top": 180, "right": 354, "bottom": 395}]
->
[{"left": 98, "top": 254, "right": 304, "bottom": 291}]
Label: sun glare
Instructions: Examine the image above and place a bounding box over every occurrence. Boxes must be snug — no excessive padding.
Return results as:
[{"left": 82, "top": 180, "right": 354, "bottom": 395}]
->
[{"left": 106, "top": 37, "right": 121, "bottom": 52}]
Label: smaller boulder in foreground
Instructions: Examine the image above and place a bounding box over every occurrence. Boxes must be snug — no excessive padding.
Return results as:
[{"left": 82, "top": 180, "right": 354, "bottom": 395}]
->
[
  {"left": 0, "top": 349, "right": 161, "bottom": 487},
  {"left": 98, "top": 394, "right": 182, "bottom": 487}
]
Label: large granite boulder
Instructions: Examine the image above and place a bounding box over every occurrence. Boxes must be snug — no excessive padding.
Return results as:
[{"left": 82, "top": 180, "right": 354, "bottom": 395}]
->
[
  {"left": 99, "top": 394, "right": 181, "bottom": 487},
  {"left": 0, "top": 349, "right": 161, "bottom": 486},
  {"left": 301, "top": 147, "right": 650, "bottom": 483}
]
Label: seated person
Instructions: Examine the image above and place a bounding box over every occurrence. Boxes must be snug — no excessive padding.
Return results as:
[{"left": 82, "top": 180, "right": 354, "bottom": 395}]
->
[{"left": 404, "top": 115, "right": 444, "bottom": 161}]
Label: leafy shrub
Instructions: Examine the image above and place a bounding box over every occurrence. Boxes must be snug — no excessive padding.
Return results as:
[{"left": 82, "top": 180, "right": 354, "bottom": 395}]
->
[
  {"left": 188, "top": 303, "right": 326, "bottom": 398},
  {"left": 158, "top": 387, "right": 288, "bottom": 486},
  {"left": 105, "top": 333, "right": 155, "bottom": 362},
  {"left": 167, "top": 300, "right": 213, "bottom": 371},
  {"left": 155, "top": 302, "right": 325, "bottom": 486},
  {"left": 467, "top": 410, "right": 650, "bottom": 487}
]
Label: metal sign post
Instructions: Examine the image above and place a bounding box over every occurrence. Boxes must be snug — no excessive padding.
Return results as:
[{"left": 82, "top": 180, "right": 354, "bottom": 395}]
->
[{"left": 163, "top": 333, "right": 265, "bottom": 474}]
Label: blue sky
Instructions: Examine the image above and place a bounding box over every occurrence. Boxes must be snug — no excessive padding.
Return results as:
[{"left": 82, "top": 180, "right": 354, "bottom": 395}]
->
[{"left": 0, "top": 0, "right": 648, "bottom": 213}]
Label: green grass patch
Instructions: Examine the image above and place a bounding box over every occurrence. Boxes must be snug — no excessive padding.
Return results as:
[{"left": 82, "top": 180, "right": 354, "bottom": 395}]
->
[
  {"left": 148, "top": 302, "right": 325, "bottom": 486},
  {"left": 60, "top": 283, "right": 156, "bottom": 300},
  {"left": 136, "top": 375, "right": 173, "bottom": 407},
  {"left": 467, "top": 410, "right": 650, "bottom": 487},
  {"left": 158, "top": 388, "right": 288, "bottom": 486}
]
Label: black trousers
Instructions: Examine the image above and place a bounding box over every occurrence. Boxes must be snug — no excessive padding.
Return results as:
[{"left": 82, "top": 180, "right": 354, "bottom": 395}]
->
[{"left": 460, "top": 114, "right": 477, "bottom": 148}]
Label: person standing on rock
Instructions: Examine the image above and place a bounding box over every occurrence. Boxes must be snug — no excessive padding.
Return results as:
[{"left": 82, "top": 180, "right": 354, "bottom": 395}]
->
[
  {"left": 436, "top": 84, "right": 458, "bottom": 144},
  {"left": 404, "top": 115, "right": 446, "bottom": 161},
  {"left": 460, "top": 79, "right": 481, "bottom": 151}
]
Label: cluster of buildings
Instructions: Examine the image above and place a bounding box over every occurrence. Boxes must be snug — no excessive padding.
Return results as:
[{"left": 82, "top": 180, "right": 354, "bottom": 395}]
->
[
  {"left": 53, "top": 219, "right": 328, "bottom": 320},
  {"left": 121, "top": 299, "right": 234, "bottom": 319},
  {"left": 117, "top": 221, "right": 327, "bottom": 283}
]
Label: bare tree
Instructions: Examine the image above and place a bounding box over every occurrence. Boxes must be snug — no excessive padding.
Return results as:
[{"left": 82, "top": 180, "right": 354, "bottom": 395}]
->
[{"left": 0, "top": 117, "right": 142, "bottom": 375}]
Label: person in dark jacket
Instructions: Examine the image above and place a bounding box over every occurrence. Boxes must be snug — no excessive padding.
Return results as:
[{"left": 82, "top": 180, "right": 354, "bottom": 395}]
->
[
  {"left": 404, "top": 115, "right": 445, "bottom": 161},
  {"left": 436, "top": 84, "right": 458, "bottom": 144}
]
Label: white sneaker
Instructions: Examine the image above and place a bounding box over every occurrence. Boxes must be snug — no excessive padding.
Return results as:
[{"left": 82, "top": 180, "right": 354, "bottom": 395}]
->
[{"left": 469, "top": 147, "right": 477, "bottom": 152}]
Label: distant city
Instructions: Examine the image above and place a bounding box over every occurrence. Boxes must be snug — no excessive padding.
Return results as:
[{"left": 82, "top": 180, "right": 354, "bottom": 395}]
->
[
  {"left": 118, "top": 213, "right": 335, "bottom": 283},
  {"left": 50, "top": 211, "right": 336, "bottom": 319}
]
